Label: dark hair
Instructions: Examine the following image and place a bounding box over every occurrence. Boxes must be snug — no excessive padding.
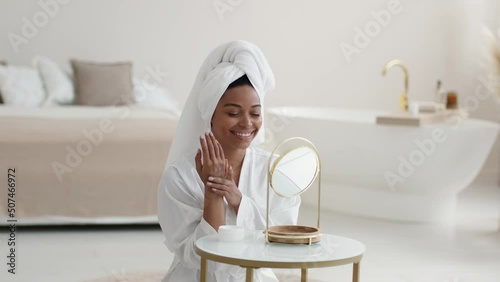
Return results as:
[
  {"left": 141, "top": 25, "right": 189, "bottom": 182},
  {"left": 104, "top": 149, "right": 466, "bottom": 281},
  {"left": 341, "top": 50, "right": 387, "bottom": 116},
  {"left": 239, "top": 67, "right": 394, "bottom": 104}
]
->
[{"left": 227, "top": 74, "right": 253, "bottom": 90}]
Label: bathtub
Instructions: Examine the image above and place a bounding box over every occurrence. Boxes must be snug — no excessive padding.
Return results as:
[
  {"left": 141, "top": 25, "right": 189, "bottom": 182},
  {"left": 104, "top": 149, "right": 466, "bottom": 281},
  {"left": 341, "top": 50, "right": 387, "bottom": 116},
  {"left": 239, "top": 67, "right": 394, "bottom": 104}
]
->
[{"left": 265, "top": 107, "right": 499, "bottom": 223}]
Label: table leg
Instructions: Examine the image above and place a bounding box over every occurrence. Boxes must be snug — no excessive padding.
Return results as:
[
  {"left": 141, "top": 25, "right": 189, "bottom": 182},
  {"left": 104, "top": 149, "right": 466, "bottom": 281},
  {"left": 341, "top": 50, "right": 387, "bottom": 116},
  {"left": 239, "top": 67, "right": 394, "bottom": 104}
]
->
[
  {"left": 352, "top": 262, "right": 360, "bottom": 282},
  {"left": 200, "top": 258, "right": 207, "bottom": 282},
  {"left": 301, "top": 268, "right": 308, "bottom": 282},
  {"left": 246, "top": 268, "right": 254, "bottom": 282}
]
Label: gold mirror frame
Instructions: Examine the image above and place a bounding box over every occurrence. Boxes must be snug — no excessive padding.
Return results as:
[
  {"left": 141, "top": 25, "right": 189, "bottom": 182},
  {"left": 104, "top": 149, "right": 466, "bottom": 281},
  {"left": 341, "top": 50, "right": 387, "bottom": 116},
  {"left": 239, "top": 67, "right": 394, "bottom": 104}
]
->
[{"left": 265, "top": 137, "right": 322, "bottom": 245}]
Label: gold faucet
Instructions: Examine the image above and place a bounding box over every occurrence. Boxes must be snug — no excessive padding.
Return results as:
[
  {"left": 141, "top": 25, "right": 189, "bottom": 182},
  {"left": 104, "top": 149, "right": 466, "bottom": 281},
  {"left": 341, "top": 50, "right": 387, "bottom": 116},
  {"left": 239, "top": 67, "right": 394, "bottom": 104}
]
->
[{"left": 382, "top": 60, "right": 409, "bottom": 111}]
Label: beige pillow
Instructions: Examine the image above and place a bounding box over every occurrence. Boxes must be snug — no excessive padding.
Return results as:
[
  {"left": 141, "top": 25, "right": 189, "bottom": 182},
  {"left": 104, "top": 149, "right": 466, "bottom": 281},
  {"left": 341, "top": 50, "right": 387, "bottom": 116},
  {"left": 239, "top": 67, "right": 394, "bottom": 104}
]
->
[
  {"left": 0, "top": 60, "right": 6, "bottom": 104},
  {"left": 71, "top": 60, "right": 133, "bottom": 106}
]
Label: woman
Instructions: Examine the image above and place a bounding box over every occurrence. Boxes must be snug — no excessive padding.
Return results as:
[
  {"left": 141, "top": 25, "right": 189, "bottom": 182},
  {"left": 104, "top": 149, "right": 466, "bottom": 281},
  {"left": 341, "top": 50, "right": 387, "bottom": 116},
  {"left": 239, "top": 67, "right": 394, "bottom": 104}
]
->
[{"left": 158, "top": 40, "right": 300, "bottom": 282}]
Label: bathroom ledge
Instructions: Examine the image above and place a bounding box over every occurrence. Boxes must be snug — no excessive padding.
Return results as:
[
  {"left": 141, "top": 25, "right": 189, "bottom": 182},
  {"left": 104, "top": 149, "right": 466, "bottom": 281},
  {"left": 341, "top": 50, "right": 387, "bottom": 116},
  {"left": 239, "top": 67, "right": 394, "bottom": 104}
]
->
[{"left": 376, "top": 109, "right": 468, "bottom": 127}]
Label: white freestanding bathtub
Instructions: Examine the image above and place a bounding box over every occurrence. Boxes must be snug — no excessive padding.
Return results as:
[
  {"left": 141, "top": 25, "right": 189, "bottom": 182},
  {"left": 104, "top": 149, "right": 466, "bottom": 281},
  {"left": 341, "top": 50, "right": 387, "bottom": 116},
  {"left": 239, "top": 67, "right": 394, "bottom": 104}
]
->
[{"left": 265, "top": 107, "right": 499, "bottom": 223}]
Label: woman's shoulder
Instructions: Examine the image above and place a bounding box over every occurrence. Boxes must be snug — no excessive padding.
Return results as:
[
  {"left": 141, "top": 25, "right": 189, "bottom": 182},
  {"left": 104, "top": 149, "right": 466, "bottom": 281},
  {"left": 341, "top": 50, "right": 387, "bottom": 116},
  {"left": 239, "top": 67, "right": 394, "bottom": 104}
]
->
[
  {"left": 160, "top": 149, "right": 201, "bottom": 195},
  {"left": 164, "top": 150, "right": 197, "bottom": 175}
]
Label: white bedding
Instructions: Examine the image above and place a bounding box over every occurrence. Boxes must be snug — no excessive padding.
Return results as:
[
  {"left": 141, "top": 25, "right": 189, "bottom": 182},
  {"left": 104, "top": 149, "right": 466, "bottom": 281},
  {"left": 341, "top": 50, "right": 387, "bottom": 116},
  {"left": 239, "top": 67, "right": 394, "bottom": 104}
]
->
[{"left": 0, "top": 105, "right": 177, "bottom": 225}]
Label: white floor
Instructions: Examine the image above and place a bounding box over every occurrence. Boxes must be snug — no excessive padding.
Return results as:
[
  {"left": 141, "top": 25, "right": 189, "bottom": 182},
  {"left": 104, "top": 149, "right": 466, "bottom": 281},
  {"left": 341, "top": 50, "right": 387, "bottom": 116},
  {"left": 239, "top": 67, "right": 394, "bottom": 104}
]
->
[{"left": 1, "top": 175, "right": 499, "bottom": 282}]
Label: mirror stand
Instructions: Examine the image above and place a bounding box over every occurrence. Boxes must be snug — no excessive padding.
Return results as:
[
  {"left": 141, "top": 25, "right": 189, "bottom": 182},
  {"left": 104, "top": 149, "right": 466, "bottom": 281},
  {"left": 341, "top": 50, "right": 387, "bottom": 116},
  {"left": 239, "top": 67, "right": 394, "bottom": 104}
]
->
[{"left": 265, "top": 137, "right": 322, "bottom": 245}]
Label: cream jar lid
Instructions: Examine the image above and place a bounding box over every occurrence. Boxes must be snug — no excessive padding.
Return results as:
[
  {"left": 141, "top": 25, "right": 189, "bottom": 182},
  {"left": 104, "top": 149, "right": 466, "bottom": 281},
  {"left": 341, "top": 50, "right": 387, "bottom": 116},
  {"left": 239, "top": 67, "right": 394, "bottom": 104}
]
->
[{"left": 218, "top": 225, "right": 244, "bottom": 242}]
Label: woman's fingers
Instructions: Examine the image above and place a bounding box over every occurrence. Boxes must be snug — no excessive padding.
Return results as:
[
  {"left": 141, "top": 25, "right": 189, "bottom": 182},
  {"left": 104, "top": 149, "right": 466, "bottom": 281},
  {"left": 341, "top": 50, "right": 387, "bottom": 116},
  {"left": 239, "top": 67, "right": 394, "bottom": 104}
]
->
[
  {"left": 207, "top": 175, "right": 242, "bottom": 213},
  {"left": 201, "top": 131, "right": 224, "bottom": 162},
  {"left": 199, "top": 132, "right": 227, "bottom": 177},
  {"left": 217, "top": 142, "right": 225, "bottom": 160},
  {"left": 195, "top": 149, "right": 202, "bottom": 173},
  {"left": 207, "top": 183, "right": 227, "bottom": 192},
  {"left": 200, "top": 135, "right": 209, "bottom": 162},
  {"left": 228, "top": 165, "right": 233, "bottom": 180},
  {"left": 207, "top": 177, "right": 230, "bottom": 188},
  {"left": 209, "top": 132, "right": 219, "bottom": 159},
  {"left": 210, "top": 132, "right": 224, "bottom": 160},
  {"left": 224, "top": 159, "right": 228, "bottom": 178},
  {"left": 206, "top": 132, "right": 216, "bottom": 161}
]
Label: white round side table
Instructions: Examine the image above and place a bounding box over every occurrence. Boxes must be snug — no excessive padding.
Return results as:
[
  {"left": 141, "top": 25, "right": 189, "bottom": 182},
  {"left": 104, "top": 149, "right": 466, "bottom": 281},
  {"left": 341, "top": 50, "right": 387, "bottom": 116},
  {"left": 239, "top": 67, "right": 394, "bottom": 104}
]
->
[{"left": 195, "top": 231, "right": 365, "bottom": 282}]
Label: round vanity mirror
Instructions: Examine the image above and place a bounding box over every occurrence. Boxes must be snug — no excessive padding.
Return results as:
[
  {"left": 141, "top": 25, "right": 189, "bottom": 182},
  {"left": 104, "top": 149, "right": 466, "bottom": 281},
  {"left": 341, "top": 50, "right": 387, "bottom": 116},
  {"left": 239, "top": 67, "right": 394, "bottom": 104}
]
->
[
  {"left": 266, "top": 137, "right": 322, "bottom": 245},
  {"left": 270, "top": 146, "right": 319, "bottom": 197}
]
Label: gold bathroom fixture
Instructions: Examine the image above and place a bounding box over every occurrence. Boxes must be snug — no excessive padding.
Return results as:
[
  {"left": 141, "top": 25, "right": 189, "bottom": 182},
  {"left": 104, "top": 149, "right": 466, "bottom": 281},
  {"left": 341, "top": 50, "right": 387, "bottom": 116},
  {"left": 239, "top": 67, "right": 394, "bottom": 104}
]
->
[{"left": 382, "top": 59, "right": 409, "bottom": 111}]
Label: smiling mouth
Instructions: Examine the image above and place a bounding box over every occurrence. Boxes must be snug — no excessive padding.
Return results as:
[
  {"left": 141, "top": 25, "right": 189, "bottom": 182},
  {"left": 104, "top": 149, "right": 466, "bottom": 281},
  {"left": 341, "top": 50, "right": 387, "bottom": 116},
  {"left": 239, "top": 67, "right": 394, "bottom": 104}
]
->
[{"left": 231, "top": 131, "right": 254, "bottom": 138}]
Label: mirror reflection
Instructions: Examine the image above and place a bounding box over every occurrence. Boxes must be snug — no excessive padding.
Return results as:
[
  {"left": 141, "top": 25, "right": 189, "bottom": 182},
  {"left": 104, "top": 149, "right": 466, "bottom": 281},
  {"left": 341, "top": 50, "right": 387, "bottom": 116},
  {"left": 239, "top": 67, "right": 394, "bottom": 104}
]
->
[{"left": 270, "top": 146, "right": 319, "bottom": 197}]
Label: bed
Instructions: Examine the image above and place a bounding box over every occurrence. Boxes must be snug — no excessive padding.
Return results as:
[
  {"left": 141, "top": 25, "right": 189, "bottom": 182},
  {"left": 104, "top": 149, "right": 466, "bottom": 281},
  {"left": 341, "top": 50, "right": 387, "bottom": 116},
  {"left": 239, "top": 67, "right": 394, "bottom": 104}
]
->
[{"left": 0, "top": 105, "right": 177, "bottom": 225}]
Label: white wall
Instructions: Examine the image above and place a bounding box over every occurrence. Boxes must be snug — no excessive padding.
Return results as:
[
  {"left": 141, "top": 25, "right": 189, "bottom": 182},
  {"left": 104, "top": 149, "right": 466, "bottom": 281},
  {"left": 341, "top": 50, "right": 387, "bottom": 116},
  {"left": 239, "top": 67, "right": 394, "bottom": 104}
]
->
[
  {"left": 0, "top": 0, "right": 452, "bottom": 109},
  {"left": 444, "top": 0, "right": 500, "bottom": 177},
  {"left": 0, "top": 0, "right": 498, "bottom": 176}
]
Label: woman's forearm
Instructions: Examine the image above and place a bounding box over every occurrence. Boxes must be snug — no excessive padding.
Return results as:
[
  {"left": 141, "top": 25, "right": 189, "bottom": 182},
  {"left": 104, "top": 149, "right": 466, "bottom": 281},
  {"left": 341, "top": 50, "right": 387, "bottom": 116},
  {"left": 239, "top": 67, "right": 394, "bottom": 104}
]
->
[{"left": 203, "top": 196, "right": 225, "bottom": 230}]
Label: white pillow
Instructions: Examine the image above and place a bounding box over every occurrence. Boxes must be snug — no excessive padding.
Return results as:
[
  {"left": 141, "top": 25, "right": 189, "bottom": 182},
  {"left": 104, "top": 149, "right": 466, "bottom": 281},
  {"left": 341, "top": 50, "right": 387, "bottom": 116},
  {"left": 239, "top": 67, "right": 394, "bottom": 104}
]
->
[
  {"left": 133, "top": 78, "right": 181, "bottom": 117},
  {"left": 33, "top": 56, "right": 74, "bottom": 105},
  {"left": 0, "top": 65, "right": 46, "bottom": 106}
]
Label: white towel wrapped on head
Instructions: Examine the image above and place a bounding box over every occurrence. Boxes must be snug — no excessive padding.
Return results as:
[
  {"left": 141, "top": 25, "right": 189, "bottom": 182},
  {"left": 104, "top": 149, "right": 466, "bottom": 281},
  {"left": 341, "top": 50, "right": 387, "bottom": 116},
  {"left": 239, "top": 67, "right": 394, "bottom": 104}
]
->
[{"left": 166, "top": 40, "right": 275, "bottom": 166}]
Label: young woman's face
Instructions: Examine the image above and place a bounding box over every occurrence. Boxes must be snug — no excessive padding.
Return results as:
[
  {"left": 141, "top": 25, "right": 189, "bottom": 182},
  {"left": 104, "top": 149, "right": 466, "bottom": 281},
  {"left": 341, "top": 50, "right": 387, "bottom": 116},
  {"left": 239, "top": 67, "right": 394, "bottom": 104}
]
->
[{"left": 211, "top": 85, "right": 262, "bottom": 151}]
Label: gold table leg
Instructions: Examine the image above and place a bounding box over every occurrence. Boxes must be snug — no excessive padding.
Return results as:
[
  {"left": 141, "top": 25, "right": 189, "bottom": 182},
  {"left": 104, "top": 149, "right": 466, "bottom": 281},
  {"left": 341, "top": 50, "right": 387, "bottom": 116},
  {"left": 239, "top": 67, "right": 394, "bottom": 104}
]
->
[
  {"left": 353, "top": 262, "right": 360, "bottom": 282},
  {"left": 246, "top": 268, "right": 254, "bottom": 282},
  {"left": 301, "top": 268, "right": 308, "bottom": 282},
  {"left": 200, "top": 258, "right": 207, "bottom": 282}
]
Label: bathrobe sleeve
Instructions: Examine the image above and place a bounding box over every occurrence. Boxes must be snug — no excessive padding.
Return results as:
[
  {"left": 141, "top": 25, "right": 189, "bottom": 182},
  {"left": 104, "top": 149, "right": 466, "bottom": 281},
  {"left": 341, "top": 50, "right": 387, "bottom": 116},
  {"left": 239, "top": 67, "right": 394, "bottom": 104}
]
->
[{"left": 157, "top": 164, "right": 216, "bottom": 269}]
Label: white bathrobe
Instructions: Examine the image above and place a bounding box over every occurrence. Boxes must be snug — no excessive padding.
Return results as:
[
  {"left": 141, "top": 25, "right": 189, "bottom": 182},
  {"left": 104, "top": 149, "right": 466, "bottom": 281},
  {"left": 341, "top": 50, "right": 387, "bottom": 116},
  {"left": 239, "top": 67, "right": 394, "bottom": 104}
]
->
[
  {"left": 158, "top": 40, "right": 295, "bottom": 281},
  {"left": 158, "top": 146, "right": 300, "bottom": 282}
]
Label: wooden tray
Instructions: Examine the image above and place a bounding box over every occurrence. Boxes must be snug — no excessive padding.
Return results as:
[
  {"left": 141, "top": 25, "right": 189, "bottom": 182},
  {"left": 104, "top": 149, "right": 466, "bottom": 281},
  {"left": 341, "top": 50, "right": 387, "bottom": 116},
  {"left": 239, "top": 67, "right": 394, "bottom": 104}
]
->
[{"left": 267, "top": 225, "right": 322, "bottom": 245}]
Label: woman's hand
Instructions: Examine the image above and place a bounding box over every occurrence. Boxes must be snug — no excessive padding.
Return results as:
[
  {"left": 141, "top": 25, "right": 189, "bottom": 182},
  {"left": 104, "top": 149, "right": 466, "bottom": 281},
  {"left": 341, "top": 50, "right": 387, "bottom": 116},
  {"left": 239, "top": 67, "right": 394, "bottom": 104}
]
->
[
  {"left": 196, "top": 132, "right": 229, "bottom": 230},
  {"left": 195, "top": 132, "right": 226, "bottom": 199},
  {"left": 206, "top": 164, "right": 242, "bottom": 213}
]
